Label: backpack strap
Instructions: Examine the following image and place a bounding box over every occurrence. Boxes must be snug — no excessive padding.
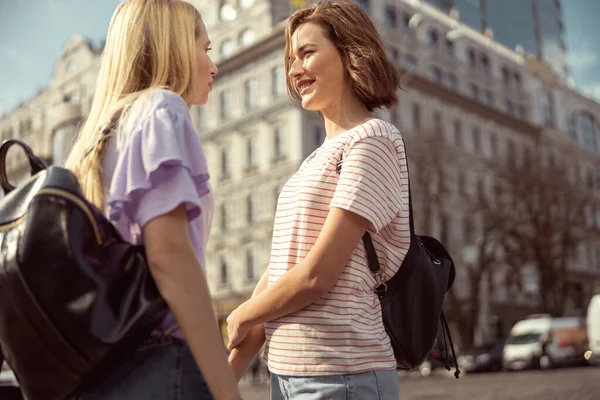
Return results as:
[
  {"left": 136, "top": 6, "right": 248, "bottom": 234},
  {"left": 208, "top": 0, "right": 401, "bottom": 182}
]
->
[{"left": 336, "top": 136, "right": 414, "bottom": 274}]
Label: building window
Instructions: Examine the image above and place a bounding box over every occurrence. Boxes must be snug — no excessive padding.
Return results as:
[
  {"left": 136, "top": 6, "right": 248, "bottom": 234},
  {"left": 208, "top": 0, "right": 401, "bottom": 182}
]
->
[
  {"left": 472, "top": 127, "right": 481, "bottom": 153},
  {"left": 239, "top": 29, "right": 255, "bottom": 47},
  {"left": 403, "top": 13, "right": 412, "bottom": 32},
  {"left": 506, "top": 139, "right": 516, "bottom": 163},
  {"left": 219, "top": 91, "right": 231, "bottom": 120},
  {"left": 19, "top": 118, "right": 32, "bottom": 136},
  {"left": 246, "top": 136, "right": 256, "bottom": 169},
  {"left": 514, "top": 73, "right": 522, "bottom": 90},
  {"left": 429, "top": 66, "right": 442, "bottom": 83},
  {"left": 220, "top": 204, "right": 228, "bottom": 231},
  {"left": 501, "top": 67, "right": 509, "bottom": 84},
  {"left": 469, "top": 84, "right": 479, "bottom": 100},
  {"left": 541, "top": 91, "right": 556, "bottom": 127},
  {"left": 402, "top": 54, "right": 416, "bottom": 70},
  {"left": 244, "top": 78, "right": 259, "bottom": 110},
  {"left": 433, "top": 111, "right": 443, "bottom": 134},
  {"left": 427, "top": 29, "right": 439, "bottom": 46},
  {"left": 443, "top": 39, "right": 454, "bottom": 56},
  {"left": 384, "top": 5, "right": 397, "bottom": 28},
  {"left": 453, "top": 119, "right": 462, "bottom": 147},
  {"left": 246, "top": 194, "right": 255, "bottom": 224},
  {"left": 503, "top": 100, "right": 514, "bottom": 115},
  {"left": 490, "top": 132, "right": 498, "bottom": 157},
  {"left": 272, "top": 66, "right": 286, "bottom": 98},
  {"left": 445, "top": 73, "right": 457, "bottom": 90},
  {"left": 220, "top": 39, "right": 235, "bottom": 57},
  {"left": 467, "top": 48, "right": 476, "bottom": 68},
  {"left": 567, "top": 116, "right": 577, "bottom": 141},
  {"left": 580, "top": 112, "right": 599, "bottom": 152},
  {"left": 246, "top": 248, "right": 257, "bottom": 281},
  {"left": 219, "top": 256, "right": 229, "bottom": 285},
  {"left": 273, "top": 126, "right": 283, "bottom": 158},
  {"left": 567, "top": 112, "right": 599, "bottom": 151},
  {"left": 220, "top": 147, "right": 229, "bottom": 178},
  {"left": 458, "top": 170, "right": 467, "bottom": 195},
  {"left": 412, "top": 103, "right": 421, "bottom": 132},
  {"left": 480, "top": 54, "right": 490, "bottom": 74},
  {"left": 482, "top": 90, "right": 493, "bottom": 106}
]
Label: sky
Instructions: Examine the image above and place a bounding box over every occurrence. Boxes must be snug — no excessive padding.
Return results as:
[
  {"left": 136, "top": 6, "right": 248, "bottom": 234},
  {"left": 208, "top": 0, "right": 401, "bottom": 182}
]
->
[{"left": 0, "top": 0, "right": 599, "bottom": 116}]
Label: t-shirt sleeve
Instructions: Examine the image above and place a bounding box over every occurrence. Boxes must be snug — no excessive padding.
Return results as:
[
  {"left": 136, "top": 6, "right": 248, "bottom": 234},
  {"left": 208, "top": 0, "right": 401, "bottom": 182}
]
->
[
  {"left": 107, "top": 102, "right": 210, "bottom": 228},
  {"left": 329, "top": 135, "right": 406, "bottom": 232}
]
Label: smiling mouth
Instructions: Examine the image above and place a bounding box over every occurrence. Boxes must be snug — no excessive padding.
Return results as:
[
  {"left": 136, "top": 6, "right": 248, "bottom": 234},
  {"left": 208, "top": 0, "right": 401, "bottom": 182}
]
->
[{"left": 298, "top": 80, "right": 315, "bottom": 95}]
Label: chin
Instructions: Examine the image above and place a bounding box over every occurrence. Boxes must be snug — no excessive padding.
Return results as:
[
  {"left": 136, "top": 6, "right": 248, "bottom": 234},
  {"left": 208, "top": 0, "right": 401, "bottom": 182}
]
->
[
  {"left": 301, "top": 97, "right": 319, "bottom": 111},
  {"left": 194, "top": 93, "right": 209, "bottom": 106}
]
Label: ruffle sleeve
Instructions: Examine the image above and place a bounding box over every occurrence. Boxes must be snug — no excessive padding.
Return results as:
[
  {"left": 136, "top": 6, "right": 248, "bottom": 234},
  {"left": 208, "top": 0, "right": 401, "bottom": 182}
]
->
[{"left": 107, "top": 103, "right": 210, "bottom": 228}]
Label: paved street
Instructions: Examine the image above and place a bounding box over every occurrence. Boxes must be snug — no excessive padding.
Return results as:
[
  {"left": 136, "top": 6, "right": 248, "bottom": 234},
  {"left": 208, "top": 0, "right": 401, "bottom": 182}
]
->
[{"left": 240, "top": 366, "right": 600, "bottom": 400}]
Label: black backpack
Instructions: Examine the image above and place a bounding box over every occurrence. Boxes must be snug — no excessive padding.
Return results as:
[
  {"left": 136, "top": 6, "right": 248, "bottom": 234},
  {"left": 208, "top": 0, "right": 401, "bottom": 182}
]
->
[
  {"left": 0, "top": 140, "right": 168, "bottom": 399},
  {"left": 337, "top": 143, "right": 460, "bottom": 377}
]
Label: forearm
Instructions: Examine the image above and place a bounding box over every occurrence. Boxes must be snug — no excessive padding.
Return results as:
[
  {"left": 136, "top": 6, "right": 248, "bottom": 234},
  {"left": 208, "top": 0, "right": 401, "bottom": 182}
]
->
[
  {"left": 241, "top": 265, "right": 321, "bottom": 327},
  {"left": 151, "top": 258, "right": 240, "bottom": 400},
  {"left": 228, "top": 269, "right": 269, "bottom": 380},
  {"left": 228, "top": 324, "right": 266, "bottom": 381}
]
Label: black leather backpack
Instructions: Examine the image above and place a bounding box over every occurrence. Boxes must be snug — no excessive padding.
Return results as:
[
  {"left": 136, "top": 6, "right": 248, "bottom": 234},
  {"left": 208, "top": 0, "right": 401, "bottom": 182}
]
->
[{"left": 0, "top": 140, "right": 168, "bottom": 399}]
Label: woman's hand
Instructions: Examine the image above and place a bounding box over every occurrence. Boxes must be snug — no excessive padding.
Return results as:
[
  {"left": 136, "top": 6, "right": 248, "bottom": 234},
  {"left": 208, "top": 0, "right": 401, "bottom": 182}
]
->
[
  {"left": 228, "top": 324, "right": 266, "bottom": 382},
  {"left": 227, "top": 304, "right": 252, "bottom": 349}
]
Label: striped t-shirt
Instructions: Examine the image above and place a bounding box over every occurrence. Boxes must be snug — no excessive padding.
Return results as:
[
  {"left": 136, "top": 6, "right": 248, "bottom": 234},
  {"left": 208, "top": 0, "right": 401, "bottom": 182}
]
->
[{"left": 264, "top": 119, "right": 411, "bottom": 376}]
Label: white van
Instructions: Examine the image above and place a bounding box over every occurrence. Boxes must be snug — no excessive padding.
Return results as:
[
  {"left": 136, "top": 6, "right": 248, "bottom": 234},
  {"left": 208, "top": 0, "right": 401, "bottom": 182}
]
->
[
  {"left": 587, "top": 294, "right": 600, "bottom": 363},
  {"left": 503, "top": 315, "right": 588, "bottom": 371}
]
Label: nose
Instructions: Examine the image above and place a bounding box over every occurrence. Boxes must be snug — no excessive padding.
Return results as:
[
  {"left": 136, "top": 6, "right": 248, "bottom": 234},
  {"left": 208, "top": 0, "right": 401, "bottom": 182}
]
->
[{"left": 288, "top": 57, "right": 303, "bottom": 82}]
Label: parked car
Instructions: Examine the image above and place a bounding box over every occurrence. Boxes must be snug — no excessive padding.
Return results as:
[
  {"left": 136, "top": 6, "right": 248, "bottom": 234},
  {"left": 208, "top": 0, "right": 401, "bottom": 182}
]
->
[
  {"left": 457, "top": 339, "right": 505, "bottom": 373},
  {"left": 503, "top": 315, "right": 588, "bottom": 371},
  {"left": 587, "top": 294, "right": 600, "bottom": 364}
]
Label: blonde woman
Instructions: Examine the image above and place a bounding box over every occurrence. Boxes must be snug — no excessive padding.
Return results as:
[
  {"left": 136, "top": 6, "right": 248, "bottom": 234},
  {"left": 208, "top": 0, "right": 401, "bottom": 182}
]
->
[
  {"left": 65, "top": 1, "right": 240, "bottom": 399},
  {"left": 227, "top": 1, "right": 406, "bottom": 398}
]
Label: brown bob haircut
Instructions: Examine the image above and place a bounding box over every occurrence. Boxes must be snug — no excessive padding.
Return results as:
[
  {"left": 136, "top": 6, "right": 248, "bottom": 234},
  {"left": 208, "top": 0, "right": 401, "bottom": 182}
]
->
[{"left": 285, "top": 0, "right": 400, "bottom": 112}]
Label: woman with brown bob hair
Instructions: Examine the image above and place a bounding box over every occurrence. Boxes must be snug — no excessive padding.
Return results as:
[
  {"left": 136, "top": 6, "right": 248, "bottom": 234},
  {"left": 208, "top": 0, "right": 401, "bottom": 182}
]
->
[{"left": 227, "top": 1, "right": 408, "bottom": 398}]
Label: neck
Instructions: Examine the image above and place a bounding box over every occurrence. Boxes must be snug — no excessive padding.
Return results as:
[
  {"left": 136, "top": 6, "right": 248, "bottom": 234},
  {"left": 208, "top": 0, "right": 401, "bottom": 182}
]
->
[{"left": 321, "top": 88, "right": 373, "bottom": 139}]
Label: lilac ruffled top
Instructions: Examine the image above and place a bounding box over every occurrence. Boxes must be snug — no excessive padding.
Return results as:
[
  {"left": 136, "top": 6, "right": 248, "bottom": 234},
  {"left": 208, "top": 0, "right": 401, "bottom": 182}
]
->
[{"left": 102, "top": 89, "right": 214, "bottom": 338}]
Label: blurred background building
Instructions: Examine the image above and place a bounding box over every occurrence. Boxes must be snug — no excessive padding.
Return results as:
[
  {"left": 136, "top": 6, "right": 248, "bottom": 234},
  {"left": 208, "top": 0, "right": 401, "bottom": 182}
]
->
[
  {"left": 0, "top": 0, "right": 599, "bottom": 347},
  {"left": 424, "top": 0, "right": 569, "bottom": 79}
]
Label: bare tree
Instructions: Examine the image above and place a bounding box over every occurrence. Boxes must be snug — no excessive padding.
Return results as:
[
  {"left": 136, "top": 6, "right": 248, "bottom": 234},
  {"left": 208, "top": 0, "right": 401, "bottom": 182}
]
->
[
  {"left": 405, "top": 131, "right": 509, "bottom": 347},
  {"left": 494, "top": 146, "right": 596, "bottom": 316}
]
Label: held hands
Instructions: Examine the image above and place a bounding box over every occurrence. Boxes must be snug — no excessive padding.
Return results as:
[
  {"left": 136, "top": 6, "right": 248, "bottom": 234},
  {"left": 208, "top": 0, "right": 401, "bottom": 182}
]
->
[{"left": 227, "top": 304, "right": 251, "bottom": 350}]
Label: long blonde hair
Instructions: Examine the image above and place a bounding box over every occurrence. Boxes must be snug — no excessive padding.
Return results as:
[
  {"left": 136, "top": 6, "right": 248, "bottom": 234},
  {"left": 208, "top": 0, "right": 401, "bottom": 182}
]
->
[{"left": 65, "top": 0, "right": 202, "bottom": 209}]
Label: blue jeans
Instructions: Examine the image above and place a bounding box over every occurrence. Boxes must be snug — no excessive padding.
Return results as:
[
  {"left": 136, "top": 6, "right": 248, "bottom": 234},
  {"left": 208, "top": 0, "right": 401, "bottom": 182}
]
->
[
  {"left": 270, "top": 370, "right": 399, "bottom": 400},
  {"left": 75, "top": 335, "right": 213, "bottom": 400}
]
